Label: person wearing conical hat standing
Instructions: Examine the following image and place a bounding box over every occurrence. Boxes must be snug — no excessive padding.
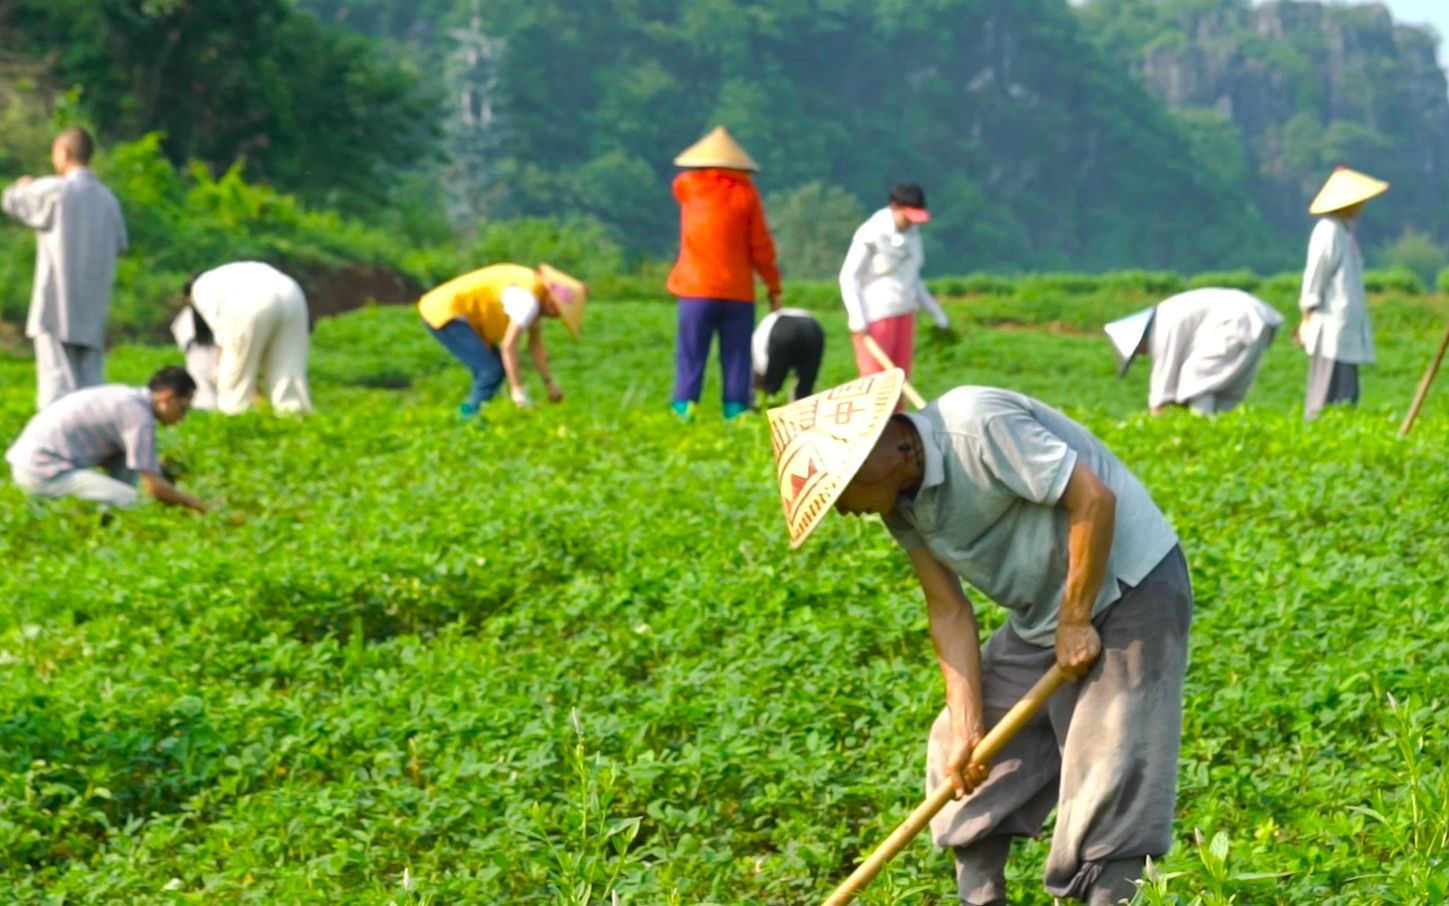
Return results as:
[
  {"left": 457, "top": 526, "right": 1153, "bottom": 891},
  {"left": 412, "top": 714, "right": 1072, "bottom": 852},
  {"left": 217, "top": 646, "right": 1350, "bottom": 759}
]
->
[
  {"left": 417, "top": 263, "right": 587, "bottom": 417},
  {"left": 667, "top": 126, "right": 782, "bottom": 421},
  {"left": 1296, "top": 166, "right": 1387, "bottom": 420},
  {"left": 1105, "top": 287, "right": 1283, "bottom": 416},
  {"left": 766, "top": 372, "right": 1191, "bottom": 906}
]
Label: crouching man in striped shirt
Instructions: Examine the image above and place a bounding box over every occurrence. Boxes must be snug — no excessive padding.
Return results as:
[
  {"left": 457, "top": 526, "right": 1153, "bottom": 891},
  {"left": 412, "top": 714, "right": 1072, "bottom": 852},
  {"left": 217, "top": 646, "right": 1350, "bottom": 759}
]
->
[{"left": 6, "top": 366, "right": 207, "bottom": 512}]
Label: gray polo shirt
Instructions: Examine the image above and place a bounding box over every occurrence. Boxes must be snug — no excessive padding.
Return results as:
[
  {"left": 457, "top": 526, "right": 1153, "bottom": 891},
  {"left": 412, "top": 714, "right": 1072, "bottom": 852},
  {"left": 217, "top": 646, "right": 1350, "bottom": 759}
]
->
[
  {"left": 5, "top": 385, "right": 159, "bottom": 479},
  {"left": 883, "top": 387, "right": 1178, "bottom": 646}
]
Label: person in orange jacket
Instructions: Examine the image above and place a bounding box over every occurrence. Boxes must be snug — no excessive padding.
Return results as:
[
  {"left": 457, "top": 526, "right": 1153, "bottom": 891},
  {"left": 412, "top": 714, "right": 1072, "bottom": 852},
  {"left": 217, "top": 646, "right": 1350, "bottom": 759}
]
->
[{"left": 667, "top": 126, "right": 782, "bottom": 421}]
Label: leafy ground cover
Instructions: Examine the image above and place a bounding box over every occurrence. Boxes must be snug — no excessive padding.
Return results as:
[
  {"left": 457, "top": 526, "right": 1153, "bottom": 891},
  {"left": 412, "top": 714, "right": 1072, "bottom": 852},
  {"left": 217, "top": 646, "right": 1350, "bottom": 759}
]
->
[{"left": 0, "top": 289, "right": 1446, "bottom": 904}]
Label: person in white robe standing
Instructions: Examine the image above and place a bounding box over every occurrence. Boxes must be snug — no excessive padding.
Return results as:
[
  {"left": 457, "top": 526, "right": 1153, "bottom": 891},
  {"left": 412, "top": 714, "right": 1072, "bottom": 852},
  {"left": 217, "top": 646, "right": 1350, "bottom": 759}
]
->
[
  {"left": 1, "top": 128, "right": 127, "bottom": 409},
  {"left": 1105, "top": 288, "right": 1284, "bottom": 416},
  {"left": 1296, "top": 166, "right": 1387, "bottom": 420},
  {"left": 184, "top": 261, "right": 312, "bottom": 415}
]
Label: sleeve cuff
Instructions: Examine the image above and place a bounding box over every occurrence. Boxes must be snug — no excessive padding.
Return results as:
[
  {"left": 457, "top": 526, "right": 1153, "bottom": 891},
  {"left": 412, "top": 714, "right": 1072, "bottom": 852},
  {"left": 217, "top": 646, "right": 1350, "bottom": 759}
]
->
[{"left": 1045, "top": 447, "right": 1079, "bottom": 506}]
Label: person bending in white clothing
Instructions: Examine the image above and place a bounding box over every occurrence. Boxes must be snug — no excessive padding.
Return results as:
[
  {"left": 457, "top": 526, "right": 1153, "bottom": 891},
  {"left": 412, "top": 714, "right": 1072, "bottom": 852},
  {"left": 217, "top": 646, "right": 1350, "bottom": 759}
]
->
[
  {"left": 184, "top": 261, "right": 313, "bottom": 415},
  {"left": 1105, "top": 288, "right": 1283, "bottom": 416}
]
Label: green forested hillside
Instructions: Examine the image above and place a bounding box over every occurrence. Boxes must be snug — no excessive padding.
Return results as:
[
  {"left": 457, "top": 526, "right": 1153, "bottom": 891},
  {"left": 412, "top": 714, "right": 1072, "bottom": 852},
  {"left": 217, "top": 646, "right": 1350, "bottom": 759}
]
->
[
  {"left": 2, "top": 0, "right": 1448, "bottom": 304},
  {"left": 300, "top": 0, "right": 1284, "bottom": 272},
  {"left": 3, "top": 0, "right": 438, "bottom": 216}
]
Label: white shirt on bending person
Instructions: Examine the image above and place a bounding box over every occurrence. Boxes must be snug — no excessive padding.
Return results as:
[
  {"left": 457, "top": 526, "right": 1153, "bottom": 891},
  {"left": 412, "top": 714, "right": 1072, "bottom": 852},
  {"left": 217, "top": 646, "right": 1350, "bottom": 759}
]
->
[
  {"left": 1147, "top": 288, "right": 1283, "bottom": 413},
  {"left": 187, "top": 261, "right": 312, "bottom": 415}
]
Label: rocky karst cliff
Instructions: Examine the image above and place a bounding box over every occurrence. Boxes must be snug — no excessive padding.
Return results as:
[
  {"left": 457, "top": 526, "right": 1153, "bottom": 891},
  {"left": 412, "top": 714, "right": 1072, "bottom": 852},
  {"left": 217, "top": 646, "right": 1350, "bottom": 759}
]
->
[{"left": 1087, "top": 0, "right": 1449, "bottom": 253}]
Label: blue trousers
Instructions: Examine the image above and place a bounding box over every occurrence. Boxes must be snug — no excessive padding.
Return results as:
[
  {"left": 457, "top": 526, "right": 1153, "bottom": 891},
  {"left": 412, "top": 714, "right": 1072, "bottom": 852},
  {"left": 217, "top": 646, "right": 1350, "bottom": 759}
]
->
[
  {"left": 673, "top": 297, "right": 755, "bottom": 407},
  {"left": 428, "top": 319, "right": 504, "bottom": 408}
]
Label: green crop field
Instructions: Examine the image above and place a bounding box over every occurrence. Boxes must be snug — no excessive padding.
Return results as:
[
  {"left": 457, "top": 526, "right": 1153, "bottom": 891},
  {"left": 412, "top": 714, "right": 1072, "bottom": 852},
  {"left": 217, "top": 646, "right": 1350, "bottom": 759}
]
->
[{"left": 1, "top": 287, "right": 1446, "bottom": 904}]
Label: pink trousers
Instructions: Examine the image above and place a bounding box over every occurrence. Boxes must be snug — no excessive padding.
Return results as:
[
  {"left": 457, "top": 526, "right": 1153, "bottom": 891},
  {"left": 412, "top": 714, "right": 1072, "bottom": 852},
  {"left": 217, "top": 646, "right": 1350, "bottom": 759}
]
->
[{"left": 853, "top": 312, "right": 916, "bottom": 377}]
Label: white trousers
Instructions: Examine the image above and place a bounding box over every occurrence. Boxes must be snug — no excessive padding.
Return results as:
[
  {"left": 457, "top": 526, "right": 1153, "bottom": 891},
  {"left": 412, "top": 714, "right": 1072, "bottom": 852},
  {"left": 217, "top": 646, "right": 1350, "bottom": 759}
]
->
[
  {"left": 215, "top": 287, "right": 312, "bottom": 415},
  {"left": 183, "top": 344, "right": 221, "bottom": 410},
  {"left": 11, "top": 462, "right": 139, "bottom": 508},
  {"left": 33, "top": 334, "right": 104, "bottom": 410}
]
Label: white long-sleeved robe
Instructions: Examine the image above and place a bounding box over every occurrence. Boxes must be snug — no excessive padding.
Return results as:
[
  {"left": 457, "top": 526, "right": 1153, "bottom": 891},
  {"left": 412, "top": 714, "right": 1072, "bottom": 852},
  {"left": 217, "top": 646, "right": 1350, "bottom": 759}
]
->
[
  {"left": 1148, "top": 288, "right": 1284, "bottom": 412},
  {"left": 189, "top": 262, "right": 312, "bottom": 415},
  {"left": 1298, "top": 216, "right": 1373, "bottom": 365},
  {"left": 838, "top": 207, "right": 948, "bottom": 332},
  {"left": 1, "top": 169, "right": 127, "bottom": 349}
]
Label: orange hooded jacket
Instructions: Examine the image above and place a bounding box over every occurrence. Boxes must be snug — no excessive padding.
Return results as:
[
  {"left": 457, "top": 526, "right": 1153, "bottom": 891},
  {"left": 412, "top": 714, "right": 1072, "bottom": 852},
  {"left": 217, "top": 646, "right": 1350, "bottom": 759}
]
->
[{"left": 666, "top": 169, "right": 781, "bottom": 303}]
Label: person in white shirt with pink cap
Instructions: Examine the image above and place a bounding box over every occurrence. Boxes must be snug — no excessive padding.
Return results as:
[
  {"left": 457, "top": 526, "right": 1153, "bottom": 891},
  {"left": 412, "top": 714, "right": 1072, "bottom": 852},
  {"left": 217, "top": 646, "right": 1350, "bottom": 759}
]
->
[{"left": 839, "top": 183, "right": 950, "bottom": 380}]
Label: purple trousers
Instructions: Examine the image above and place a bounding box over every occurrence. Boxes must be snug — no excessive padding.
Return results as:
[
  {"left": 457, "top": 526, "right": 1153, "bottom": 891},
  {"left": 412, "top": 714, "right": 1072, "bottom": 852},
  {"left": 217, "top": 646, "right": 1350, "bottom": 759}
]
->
[{"left": 672, "top": 297, "right": 756, "bottom": 406}]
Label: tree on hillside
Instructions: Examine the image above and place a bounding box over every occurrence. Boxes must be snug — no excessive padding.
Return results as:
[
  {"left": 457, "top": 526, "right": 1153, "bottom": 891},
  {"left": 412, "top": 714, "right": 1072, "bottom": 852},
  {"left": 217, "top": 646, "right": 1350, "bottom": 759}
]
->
[
  {"left": 765, "top": 183, "right": 864, "bottom": 281},
  {"left": 1, "top": 0, "right": 440, "bottom": 214}
]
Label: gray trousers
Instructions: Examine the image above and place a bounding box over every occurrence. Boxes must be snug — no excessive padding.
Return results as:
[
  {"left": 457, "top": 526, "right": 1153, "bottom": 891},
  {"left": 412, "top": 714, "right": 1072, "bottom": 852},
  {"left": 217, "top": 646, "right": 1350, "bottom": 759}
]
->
[
  {"left": 926, "top": 546, "right": 1193, "bottom": 904},
  {"left": 11, "top": 459, "right": 140, "bottom": 508},
  {"left": 34, "top": 333, "right": 104, "bottom": 410},
  {"left": 1304, "top": 355, "right": 1359, "bottom": 420}
]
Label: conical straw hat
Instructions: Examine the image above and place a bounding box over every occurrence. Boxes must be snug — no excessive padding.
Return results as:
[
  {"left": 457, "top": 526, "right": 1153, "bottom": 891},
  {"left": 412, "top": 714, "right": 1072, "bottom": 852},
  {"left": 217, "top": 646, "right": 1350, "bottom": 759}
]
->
[
  {"left": 766, "top": 369, "right": 906, "bottom": 548},
  {"left": 1309, "top": 166, "right": 1388, "bottom": 215},
  {"left": 539, "top": 263, "right": 587, "bottom": 339},
  {"left": 1103, "top": 307, "right": 1155, "bottom": 377},
  {"left": 674, "top": 125, "right": 759, "bottom": 172}
]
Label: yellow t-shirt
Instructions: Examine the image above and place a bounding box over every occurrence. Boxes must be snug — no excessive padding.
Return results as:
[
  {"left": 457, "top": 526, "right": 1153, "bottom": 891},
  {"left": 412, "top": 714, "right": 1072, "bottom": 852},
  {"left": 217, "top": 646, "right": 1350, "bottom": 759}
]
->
[{"left": 417, "top": 264, "right": 545, "bottom": 345}]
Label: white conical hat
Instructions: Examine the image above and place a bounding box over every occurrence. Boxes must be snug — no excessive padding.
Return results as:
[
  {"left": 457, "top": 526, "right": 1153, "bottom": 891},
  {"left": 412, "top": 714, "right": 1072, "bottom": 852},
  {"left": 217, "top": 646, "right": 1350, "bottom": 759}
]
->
[
  {"left": 1104, "top": 307, "right": 1155, "bottom": 377},
  {"left": 766, "top": 370, "right": 905, "bottom": 548},
  {"left": 1309, "top": 167, "right": 1388, "bottom": 215},
  {"left": 673, "top": 126, "right": 759, "bottom": 172},
  {"left": 538, "top": 263, "right": 587, "bottom": 339}
]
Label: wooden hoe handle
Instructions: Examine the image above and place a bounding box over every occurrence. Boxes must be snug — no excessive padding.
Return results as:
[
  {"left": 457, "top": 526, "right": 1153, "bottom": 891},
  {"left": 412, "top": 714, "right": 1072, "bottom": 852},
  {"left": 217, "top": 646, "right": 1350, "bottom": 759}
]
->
[
  {"left": 820, "top": 665, "right": 1069, "bottom": 906},
  {"left": 1398, "top": 321, "right": 1449, "bottom": 437},
  {"left": 860, "top": 334, "right": 928, "bottom": 410}
]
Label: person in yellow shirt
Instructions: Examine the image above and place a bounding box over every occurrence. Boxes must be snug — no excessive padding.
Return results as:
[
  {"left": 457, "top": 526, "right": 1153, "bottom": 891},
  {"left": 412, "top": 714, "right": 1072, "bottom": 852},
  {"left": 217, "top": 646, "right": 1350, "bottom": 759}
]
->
[{"left": 417, "top": 263, "right": 586, "bottom": 416}]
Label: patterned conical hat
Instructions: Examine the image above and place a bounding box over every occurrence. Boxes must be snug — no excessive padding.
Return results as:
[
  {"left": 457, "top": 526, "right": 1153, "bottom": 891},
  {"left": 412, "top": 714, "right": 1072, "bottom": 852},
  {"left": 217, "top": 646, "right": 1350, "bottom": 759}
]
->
[
  {"left": 1309, "top": 166, "right": 1388, "bottom": 215},
  {"left": 539, "top": 263, "right": 587, "bottom": 339},
  {"left": 674, "top": 126, "right": 759, "bottom": 172},
  {"left": 767, "top": 370, "right": 906, "bottom": 548}
]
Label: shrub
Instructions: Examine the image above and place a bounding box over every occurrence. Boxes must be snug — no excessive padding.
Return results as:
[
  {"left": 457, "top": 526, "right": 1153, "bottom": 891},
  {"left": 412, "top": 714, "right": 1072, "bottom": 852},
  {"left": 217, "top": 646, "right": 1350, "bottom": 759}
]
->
[
  {"left": 1377, "top": 228, "right": 1448, "bottom": 290},
  {"left": 764, "top": 182, "right": 865, "bottom": 281},
  {"left": 451, "top": 216, "right": 626, "bottom": 286},
  {"left": 930, "top": 273, "right": 1017, "bottom": 297},
  {"left": 1187, "top": 270, "right": 1262, "bottom": 292},
  {"left": 1363, "top": 268, "right": 1424, "bottom": 296}
]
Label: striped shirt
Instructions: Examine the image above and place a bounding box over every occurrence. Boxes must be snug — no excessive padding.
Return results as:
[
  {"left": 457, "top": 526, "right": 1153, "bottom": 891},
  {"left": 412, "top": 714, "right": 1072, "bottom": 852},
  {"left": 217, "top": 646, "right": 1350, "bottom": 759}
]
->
[{"left": 5, "top": 385, "right": 158, "bottom": 479}]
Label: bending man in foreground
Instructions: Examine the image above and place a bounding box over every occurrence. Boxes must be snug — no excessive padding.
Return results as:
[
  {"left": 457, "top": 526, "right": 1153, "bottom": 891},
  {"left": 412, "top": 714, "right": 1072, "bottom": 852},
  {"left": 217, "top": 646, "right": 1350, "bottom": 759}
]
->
[
  {"left": 1106, "top": 287, "right": 1283, "bottom": 415},
  {"left": 767, "top": 371, "right": 1191, "bottom": 905},
  {"left": 6, "top": 366, "right": 207, "bottom": 512}
]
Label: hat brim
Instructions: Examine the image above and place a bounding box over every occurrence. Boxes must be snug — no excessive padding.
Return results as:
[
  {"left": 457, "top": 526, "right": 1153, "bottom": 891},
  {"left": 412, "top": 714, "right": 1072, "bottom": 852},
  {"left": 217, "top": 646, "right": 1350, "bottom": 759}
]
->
[
  {"left": 1104, "top": 308, "right": 1155, "bottom": 378},
  {"left": 1308, "top": 168, "right": 1389, "bottom": 215},
  {"left": 768, "top": 370, "right": 906, "bottom": 548},
  {"left": 900, "top": 207, "right": 931, "bottom": 224},
  {"left": 539, "top": 263, "right": 587, "bottom": 339}
]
